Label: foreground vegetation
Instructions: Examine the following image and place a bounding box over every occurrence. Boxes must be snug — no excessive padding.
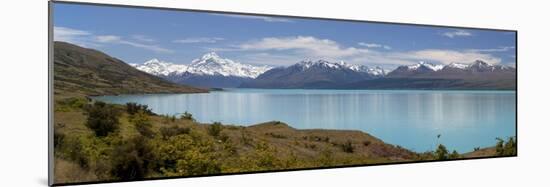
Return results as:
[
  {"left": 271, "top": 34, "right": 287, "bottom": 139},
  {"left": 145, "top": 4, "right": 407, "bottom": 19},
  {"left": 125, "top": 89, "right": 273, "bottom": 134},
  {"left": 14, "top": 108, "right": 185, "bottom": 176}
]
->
[{"left": 53, "top": 97, "right": 516, "bottom": 184}]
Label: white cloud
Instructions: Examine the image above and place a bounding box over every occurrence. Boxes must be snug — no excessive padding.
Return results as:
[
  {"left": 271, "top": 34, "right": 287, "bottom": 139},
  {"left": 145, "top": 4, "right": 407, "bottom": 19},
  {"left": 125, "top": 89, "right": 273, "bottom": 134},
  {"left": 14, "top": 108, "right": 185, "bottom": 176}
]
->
[
  {"left": 358, "top": 42, "right": 392, "bottom": 50},
  {"left": 467, "top": 46, "right": 515, "bottom": 52},
  {"left": 53, "top": 26, "right": 98, "bottom": 47},
  {"left": 53, "top": 26, "right": 172, "bottom": 53},
  {"left": 173, "top": 37, "right": 225, "bottom": 44},
  {"left": 220, "top": 35, "right": 502, "bottom": 67},
  {"left": 237, "top": 52, "right": 304, "bottom": 67},
  {"left": 395, "top": 49, "right": 502, "bottom": 65},
  {"left": 96, "top": 35, "right": 121, "bottom": 43},
  {"left": 53, "top": 26, "right": 91, "bottom": 40},
  {"left": 132, "top": 35, "right": 155, "bottom": 42},
  {"left": 211, "top": 13, "right": 293, "bottom": 23},
  {"left": 442, "top": 29, "right": 473, "bottom": 38},
  {"left": 238, "top": 36, "right": 369, "bottom": 59},
  {"left": 96, "top": 35, "right": 173, "bottom": 53}
]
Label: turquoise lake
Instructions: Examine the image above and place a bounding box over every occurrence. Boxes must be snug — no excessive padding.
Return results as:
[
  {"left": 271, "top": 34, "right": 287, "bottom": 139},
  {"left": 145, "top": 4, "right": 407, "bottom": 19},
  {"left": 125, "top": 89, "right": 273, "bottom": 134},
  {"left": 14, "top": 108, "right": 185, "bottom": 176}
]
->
[{"left": 94, "top": 89, "right": 516, "bottom": 153}]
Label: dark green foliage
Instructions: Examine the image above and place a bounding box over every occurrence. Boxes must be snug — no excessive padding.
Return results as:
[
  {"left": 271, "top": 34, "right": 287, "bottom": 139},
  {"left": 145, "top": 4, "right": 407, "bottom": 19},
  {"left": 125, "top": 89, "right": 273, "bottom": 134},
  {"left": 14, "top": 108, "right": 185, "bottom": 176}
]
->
[
  {"left": 363, "top": 140, "right": 371, "bottom": 147},
  {"left": 254, "top": 142, "right": 279, "bottom": 168},
  {"left": 341, "top": 140, "right": 355, "bottom": 153},
  {"left": 449, "top": 150, "right": 460, "bottom": 159},
  {"left": 496, "top": 137, "right": 517, "bottom": 156},
  {"left": 159, "top": 126, "right": 190, "bottom": 139},
  {"left": 495, "top": 138, "right": 504, "bottom": 155},
  {"left": 153, "top": 134, "right": 221, "bottom": 176},
  {"left": 54, "top": 124, "right": 65, "bottom": 149},
  {"left": 110, "top": 136, "right": 154, "bottom": 180},
  {"left": 61, "top": 137, "right": 89, "bottom": 169},
  {"left": 208, "top": 122, "right": 223, "bottom": 138},
  {"left": 435, "top": 144, "right": 449, "bottom": 160},
  {"left": 57, "top": 97, "right": 89, "bottom": 110},
  {"left": 130, "top": 111, "right": 155, "bottom": 138},
  {"left": 474, "top": 147, "right": 480, "bottom": 151},
  {"left": 503, "top": 137, "right": 517, "bottom": 155},
  {"left": 126, "top": 102, "right": 153, "bottom": 116},
  {"left": 85, "top": 101, "right": 120, "bottom": 137},
  {"left": 180, "top": 111, "right": 194, "bottom": 121}
]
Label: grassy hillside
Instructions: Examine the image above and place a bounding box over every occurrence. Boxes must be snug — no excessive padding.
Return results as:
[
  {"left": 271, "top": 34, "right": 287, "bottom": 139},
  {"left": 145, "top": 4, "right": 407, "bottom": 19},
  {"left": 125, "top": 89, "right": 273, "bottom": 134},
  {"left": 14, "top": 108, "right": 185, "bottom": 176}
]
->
[
  {"left": 53, "top": 100, "right": 414, "bottom": 184},
  {"left": 53, "top": 41, "right": 207, "bottom": 98}
]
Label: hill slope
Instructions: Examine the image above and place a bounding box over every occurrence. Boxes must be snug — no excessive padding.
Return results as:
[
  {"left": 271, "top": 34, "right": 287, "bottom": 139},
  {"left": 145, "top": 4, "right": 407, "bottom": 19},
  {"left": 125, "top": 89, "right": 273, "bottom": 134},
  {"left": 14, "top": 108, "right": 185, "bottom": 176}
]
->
[{"left": 53, "top": 41, "right": 207, "bottom": 97}]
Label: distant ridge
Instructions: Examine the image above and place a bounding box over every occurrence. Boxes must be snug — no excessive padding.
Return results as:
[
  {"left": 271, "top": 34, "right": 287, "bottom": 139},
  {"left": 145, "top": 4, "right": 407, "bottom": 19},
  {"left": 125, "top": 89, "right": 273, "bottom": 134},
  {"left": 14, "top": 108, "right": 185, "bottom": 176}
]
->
[
  {"left": 240, "top": 59, "right": 385, "bottom": 89},
  {"left": 53, "top": 41, "right": 207, "bottom": 97}
]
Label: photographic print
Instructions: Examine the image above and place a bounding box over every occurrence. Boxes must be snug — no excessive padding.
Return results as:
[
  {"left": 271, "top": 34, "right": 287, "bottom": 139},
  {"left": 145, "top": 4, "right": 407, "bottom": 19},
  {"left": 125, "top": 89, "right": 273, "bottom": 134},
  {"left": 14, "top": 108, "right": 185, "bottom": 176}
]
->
[{"left": 50, "top": 1, "right": 517, "bottom": 185}]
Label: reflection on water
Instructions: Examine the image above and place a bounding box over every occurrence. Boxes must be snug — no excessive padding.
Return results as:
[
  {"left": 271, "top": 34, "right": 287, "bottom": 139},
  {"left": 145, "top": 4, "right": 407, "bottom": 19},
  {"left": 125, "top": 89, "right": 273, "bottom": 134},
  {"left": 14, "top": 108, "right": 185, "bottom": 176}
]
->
[{"left": 94, "top": 89, "right": 516, "bottom": 153}]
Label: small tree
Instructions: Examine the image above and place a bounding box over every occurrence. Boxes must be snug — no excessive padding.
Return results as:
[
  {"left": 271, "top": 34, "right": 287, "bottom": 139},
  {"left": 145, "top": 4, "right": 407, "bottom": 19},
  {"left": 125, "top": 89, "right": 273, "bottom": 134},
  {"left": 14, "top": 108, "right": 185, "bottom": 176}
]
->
[
  {"left": 435, "top": 144, "right": 449, "bottom": 160},
  {"left": 495, "top": 138, "right": 505, "bottom": 156},
  {"left": 208, "top": 122, "right": 223, "bottom": 138},
  {"left": 85, "top": 101, "right": 120, "bottom": 137}
]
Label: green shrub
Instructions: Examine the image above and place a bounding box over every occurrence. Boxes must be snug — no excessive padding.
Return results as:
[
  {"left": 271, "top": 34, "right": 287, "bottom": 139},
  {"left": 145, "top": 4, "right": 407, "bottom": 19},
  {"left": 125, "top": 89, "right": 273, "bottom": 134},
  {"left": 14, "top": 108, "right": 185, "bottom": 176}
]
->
[
  {"left": 496, "top": 137, "right": 517, "bottom": 156},
  {"left": 449, "top": 150, "right": 460, "bottom": 159},
  {"left": 341, "top": 140, "right": 354, "bottom": 153},
  {"left": 85, "top": 101, "right": 121, "bottom": 137},
  {"left": 435, "top": 144, "right": 449, "bottom": 160},
  {"left": 503, "top": 137, "right": 517, "bottom": 156},
  {"left": 159, "top": 126, "right": 190, "bottom": 139},
  {"left": 152, "top": 133, "right": 221, "bottom": 176},
  {"left": 60, "top": 136, "right": 89, "bottom": 169},
  {"left": 54, "top": 125, "right": 65, "bottom": 149},
  {"left": 126, "top": 102, "right": 153, "bottom": 115},
  {"left": 180, "top": 111, "right": 194, "bottom": 121},
  {"left": 254, "top": 142, "right": 280, "bottom": 169},
  {"left": 208, "top": 122, "right": 223, "bottom": 138},
  {"left": 110, "top": 136, "right": 154, "bottom": 180},
  {"left": 130, "top": 111, "right": 155, "bottom": 138}
]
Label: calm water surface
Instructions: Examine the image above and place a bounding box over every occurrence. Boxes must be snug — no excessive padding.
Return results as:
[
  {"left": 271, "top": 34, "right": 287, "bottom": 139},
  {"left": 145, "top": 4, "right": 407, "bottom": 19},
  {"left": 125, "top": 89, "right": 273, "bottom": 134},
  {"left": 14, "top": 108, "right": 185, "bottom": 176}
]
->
[{"left": 94, "top": 89, "right": 516, "bottom": 153}]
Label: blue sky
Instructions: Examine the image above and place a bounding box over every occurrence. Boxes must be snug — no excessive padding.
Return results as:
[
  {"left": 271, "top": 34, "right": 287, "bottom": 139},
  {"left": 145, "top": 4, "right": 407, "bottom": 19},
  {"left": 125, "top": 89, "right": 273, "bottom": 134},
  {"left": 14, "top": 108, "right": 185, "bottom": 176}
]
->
[{"left": 53, "top": 3, "right": 516, "bottom": 69}]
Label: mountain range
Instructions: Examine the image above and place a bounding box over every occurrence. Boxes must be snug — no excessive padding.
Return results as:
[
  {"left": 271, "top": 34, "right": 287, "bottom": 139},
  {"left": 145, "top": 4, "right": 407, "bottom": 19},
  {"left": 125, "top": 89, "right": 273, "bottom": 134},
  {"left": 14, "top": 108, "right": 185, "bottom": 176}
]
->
[
  {"left": 240, "top": 59, "right": 386, "bottom": 88},
  {"left": 131, "top": 50, "right": 515, "bottom": 90},
  {"left": 131, "top": 52, "right": 272, "bottom": 88},
  {"left": 344, "top": 60, "right": 516, "bottom": 90}
]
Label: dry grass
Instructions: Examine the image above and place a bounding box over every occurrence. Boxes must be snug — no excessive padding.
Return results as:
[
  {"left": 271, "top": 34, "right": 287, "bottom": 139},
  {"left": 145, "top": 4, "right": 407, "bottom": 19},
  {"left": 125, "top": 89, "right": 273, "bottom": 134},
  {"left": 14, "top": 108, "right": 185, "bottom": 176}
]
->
[{"left": 54, "top": 158, "right": 97, "bottom": 184}]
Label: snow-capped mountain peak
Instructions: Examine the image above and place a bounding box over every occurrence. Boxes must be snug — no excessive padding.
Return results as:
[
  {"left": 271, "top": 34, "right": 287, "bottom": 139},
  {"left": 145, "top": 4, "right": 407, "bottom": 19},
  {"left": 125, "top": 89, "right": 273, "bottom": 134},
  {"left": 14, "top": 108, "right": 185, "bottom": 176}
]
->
[
  {"left": 407, "top": 61, "right": 444, "bottom": 71},
  {"left": 447, "top": 62, "right": 469, "bottom": 69},
  {"left": 133, "top": 52, "right": 272, "bottom": 79},
  {"left": 135, "top": 58, "right": 188, "bottom": 76},
  {"left": 293, "top": 59, "right": 385, "bottom": 76}
]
